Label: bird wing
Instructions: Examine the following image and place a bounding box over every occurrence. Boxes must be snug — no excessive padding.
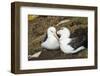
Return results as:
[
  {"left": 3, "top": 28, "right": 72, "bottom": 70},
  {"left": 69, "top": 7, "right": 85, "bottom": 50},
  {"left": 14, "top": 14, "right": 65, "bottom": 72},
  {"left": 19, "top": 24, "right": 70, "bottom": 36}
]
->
[
  {"left": 41, "top": 33, "right": 48, "bottom": 43},
  {"left": 68, "top": 36, "right": 87, "bottom": 50},
  {"left": 69, "top": 27, "right": 87, "bottom": 49}
]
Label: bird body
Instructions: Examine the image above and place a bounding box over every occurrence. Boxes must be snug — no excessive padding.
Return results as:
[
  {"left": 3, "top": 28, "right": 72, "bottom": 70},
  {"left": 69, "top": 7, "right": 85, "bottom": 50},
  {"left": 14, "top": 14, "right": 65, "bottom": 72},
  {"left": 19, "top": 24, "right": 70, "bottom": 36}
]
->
[
  {"left": 60, "top": 39, "right": 85, "bottom": 54},
  {"left": 41, "top": 35, "right": 59, "bottom": 50},
  {"left": 57, "top": 27, "right": 85, "bottom": 54},
  {"left": 41, "top": 27, "right": 59, "bottom": 50}
]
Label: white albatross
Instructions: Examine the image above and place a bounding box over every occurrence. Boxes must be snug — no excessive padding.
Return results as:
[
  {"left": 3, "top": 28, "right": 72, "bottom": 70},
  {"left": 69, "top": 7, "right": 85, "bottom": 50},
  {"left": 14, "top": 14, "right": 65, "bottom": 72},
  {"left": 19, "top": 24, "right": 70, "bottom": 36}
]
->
[
  {"left": 57, "top": 27, "right": 85, "bottom": 54},
  {"left": 41, "top": 26, "right": 60, "bottom": 50}
]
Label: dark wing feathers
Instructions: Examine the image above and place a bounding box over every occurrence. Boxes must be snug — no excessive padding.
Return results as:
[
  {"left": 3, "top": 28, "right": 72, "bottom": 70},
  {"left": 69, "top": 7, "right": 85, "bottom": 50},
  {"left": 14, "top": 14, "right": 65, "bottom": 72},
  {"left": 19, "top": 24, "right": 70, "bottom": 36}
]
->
[
  {"left": 41, "top": 33, "right": 48, "bottom": 43},
  {"left": 68, "top": 36, "right": 87, "bottom": 49},
  {"left": 68, "top": 27, "right": 87, "bottom": 50}
]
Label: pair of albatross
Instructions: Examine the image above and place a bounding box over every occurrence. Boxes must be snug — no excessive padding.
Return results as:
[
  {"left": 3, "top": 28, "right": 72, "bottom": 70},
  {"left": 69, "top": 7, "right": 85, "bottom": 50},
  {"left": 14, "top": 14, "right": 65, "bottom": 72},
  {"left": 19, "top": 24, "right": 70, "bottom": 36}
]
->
[{"left": 41, "top": 26, "right": 86, "bottom": 54}]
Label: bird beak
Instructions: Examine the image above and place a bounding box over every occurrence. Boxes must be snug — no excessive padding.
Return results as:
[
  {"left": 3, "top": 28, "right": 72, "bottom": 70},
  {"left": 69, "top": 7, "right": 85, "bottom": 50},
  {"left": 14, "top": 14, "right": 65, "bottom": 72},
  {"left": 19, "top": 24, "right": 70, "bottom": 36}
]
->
[{"left": 53, "top": 32, "right": 59, "bottom": 41}]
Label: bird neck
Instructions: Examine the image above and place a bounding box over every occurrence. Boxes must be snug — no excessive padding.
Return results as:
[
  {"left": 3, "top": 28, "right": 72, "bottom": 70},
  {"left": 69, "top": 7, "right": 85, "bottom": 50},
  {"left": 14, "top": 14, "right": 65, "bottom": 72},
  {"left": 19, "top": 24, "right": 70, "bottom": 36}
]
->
[
  {"left": 60, "top": 33, "right": 70, "bottom": 38},
  {"left": 48, "top": 33, "right": 53, "bottom": 37},
  {"left": 59, "top": 35, "right": 71, "bottom": 45},
  {"left": 59, "top": 33, "right": 71, "bottom": 42}
]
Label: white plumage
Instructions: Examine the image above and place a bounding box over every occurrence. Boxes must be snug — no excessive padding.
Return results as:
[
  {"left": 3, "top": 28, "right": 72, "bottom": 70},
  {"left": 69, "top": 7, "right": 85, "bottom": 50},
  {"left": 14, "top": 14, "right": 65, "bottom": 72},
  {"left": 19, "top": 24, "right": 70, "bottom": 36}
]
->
[
  {"left": 41, "top": 26, "right": 60, "bottom": 50},
  {"left": 57, "top": 27, "right": 85, "bottom": 54}
]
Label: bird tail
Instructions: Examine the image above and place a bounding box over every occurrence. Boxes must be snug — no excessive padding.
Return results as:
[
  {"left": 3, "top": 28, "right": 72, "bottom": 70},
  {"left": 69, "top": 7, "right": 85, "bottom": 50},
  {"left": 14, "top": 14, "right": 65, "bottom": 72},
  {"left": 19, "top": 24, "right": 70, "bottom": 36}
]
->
[{"left": 71, "top": 46, "right": 85, "bottom": 54}]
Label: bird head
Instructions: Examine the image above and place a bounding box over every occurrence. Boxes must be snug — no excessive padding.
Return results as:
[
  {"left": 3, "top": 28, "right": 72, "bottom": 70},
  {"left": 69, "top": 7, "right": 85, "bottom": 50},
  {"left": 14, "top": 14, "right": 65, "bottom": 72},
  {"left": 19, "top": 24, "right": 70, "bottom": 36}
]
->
[
  {"left": 47, "top": 26, "right": 59, "bottom": 40},
  {"left": 57, "top": 27, "right": 70, "bottom": 38},
  {"left": 48, "top": 27, "right": 56, "bottom": 34}
]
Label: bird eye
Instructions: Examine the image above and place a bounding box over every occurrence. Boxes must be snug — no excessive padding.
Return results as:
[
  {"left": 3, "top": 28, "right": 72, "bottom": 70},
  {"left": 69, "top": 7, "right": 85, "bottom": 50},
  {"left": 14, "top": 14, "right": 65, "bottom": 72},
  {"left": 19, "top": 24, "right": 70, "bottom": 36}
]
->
[{"left": 51, "top": 30, "right": 53, "bottom": 33}]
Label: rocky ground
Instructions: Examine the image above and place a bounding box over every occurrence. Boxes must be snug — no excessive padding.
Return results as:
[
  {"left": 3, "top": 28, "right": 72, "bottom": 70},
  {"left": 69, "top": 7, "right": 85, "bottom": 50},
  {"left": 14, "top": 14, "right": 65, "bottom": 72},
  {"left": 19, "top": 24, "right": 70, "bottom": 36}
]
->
[{"left": 28, "top": 15, "right": 88, "bottom": 60}]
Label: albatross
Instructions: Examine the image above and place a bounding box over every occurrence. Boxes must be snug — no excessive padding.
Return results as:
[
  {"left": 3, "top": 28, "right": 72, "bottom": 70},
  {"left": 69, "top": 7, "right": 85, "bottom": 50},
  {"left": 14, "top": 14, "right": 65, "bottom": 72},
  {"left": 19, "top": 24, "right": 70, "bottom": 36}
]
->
[
  {"left": 41, "top": 26, "right": 60, "bottom": 50},
  {"left": 57, "top": 27, "right": 86, "bottom": 54}
]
